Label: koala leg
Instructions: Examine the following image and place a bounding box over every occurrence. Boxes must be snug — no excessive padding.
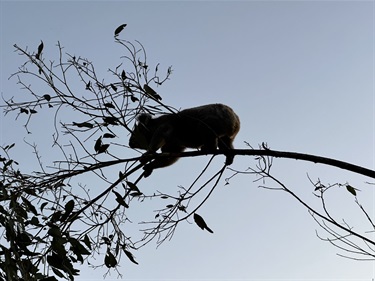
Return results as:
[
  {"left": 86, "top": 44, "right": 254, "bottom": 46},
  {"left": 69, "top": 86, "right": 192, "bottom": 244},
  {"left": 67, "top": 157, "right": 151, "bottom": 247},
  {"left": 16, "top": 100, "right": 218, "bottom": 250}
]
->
[
  {"left": 143, "top": 145, "right": 185, "bottom": 177},
  {"left": 218, "top": 136, "right": 235, "bottom": 165},
  {"left": 200, "top": 137, "right": 218, "bottom": 153},
  {"left": 140, "top": 151, "right": 154, "bottom": 164},
  {"left": 143, "top": 156, "right": 180, "bottom": 177}
]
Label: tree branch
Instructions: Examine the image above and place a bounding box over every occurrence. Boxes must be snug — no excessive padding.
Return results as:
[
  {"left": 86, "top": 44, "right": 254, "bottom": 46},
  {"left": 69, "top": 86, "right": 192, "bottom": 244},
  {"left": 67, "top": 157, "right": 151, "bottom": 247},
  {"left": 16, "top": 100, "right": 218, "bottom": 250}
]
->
[{"left": 153, "top": 149, "right": 375, "bottom": 179}]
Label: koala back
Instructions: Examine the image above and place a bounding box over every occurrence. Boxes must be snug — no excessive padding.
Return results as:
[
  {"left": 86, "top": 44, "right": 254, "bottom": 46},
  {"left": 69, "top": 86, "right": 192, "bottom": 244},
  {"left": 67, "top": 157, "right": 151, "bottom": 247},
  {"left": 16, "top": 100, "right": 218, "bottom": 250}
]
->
[
  {"left": 129, "top": 103, "right": 240, "bottom": 152},
  {"left": 170, "top": 103, "right": 240, "bottom": 148}
]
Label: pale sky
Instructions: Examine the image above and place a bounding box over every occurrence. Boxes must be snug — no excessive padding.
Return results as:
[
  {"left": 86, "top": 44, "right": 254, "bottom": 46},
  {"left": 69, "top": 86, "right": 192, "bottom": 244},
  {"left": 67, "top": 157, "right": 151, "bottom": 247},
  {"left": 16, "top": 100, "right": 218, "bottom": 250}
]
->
[{"left": 1, "top": 0, "right": 374, "bottom": 280}]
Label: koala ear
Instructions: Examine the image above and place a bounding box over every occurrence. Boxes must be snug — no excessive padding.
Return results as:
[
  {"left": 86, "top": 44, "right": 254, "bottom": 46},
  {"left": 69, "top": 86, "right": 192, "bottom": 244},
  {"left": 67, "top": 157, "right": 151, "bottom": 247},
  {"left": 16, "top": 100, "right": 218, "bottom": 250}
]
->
[{"left": 137, "top": 113, "right": 152, "bottom": 125}]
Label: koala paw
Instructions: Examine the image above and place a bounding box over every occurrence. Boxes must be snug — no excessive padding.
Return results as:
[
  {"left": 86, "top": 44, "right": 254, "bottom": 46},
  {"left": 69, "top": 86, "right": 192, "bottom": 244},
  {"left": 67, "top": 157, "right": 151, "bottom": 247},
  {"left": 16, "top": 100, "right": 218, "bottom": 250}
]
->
[
  {"left": 140, "top": 151, "right": 154, "bottom": 164},
  {"left": 143, "top": 164, "right": 153, "bottom": 177},
  {"left": 225, "top": 153, "right": 234, "bottom": 166}
]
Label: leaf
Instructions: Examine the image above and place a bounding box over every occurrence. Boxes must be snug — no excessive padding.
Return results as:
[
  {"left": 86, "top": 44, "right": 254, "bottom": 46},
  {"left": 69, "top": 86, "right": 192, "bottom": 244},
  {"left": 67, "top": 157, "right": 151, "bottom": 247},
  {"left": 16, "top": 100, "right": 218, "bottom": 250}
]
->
[
  {"left": 167, "top": 66, "right": 173, "bottom": 75},
  {"left": 36, "top": 40, "right": 43, "bottom": 60},
  {"left": 114, "top": 24, "right": 127, "bottom": 37},
  {"left": 48, "top": 225, "right": 62, "bottom": 238},
  {"left": 194, "top": 213, "right": 214, "bottom": 233},
  {"left": 123, "top": 248, "right": 138, "bottom": 265},
  {"left": 104, "top": 102, "right": 115, "bottom": 109},
  {"left": 51, "top": 267, "right": 64, "bottom": 278},
  {"left": 62, "top": 200, "right": 74, "bottom": 220},
  {"left": 40, "top": 276, "right": 59, "bottom": 281},
  {"left": 166, "top": 204, "right": 174, "bottom": 208},
  {"left": 30, "top": 109, "right": 37, "bottom": 114},
  {"left": 83, "top": 234, "right": 92, "bottom": 250},
  {"left": 5, "top": 143, "right": 15, "bottom": 150},
  {"left": 3, "top": 160, "right": 13, "bottom": 171},
  {"left": 110, "top": 83, "right": 117, "bottom": 91},
  {"left": 41, "top": 202, "right": 48, "bottom": 212},
  {"left": 121, "top": 70, "right": 127, "bottom": 80},
  {"left": 113, "top": 190, "right": 129, "bottom": 208},
  {"left": 21, "top": 196, "right": 38, "bottom": 215},
  {"left": 346, "top": 185, "right": 358, "bottom": 196},
  {"left": 104, "top": 251, "right": 117, "bottom": 268},
  {"left": 85, "top": 81, "right": 91, "bottom": 90},
  {"left": 103, "top": 133, "right": 116, "bottom": 138},
  {"left": 314, "top": 183, "right": 325, "bottom": 191},
  {"left": 94, "top": 137, "right": 102, "bottom": 153},
  {"left": 103, "top": 116, "right": 118, "bottom": 125},
  {"left": 72, "top": 122, "right": 94, "bottom": 129},
  {"left": 43, "top": 94, "right": 51, "bottom": 101},
  {"left": 16, "top": 231, "right": 32, "bottom": 247},
  {"left": 126, "top": 181, "right": 140, "bottom": 192},
  {"left": 37, "top": 41, "right": 44, "bottom": 54},
  {"left": 143, "top": 84, "right": 162, "bottom": 100},
  {"left": 130, "top": 191, "right": 143, "bottom": 197},
  {"left": 29, "top": 216, "right": 42, "bottom": 226},
  {"left": 178, "top": 205, "right": 187, "bottom": 212},
  {"left": 130, "top": 95, "right": 139, "bottom": 102},
  {"left": 20, "top": 108, "right": 29, "bottom": 114},
  {"left": 47, "top": 253, "right": 63, "bottom": 270},
  {"left": 50, "top": 211, "right": 62, "bottom": 223},
  {"left": 69, "top": 237, "right": 91, "bottom": 256},
  {"left": 97, "top": 144, "right": 109, "bottom": 154},
  {"left": 0, "top": 205, "right": 7, "bottom": 215}
]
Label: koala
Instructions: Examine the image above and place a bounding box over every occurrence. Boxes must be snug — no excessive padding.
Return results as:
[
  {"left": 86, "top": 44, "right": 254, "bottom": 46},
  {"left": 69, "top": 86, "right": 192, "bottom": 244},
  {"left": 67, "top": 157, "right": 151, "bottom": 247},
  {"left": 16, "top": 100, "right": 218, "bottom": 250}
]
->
[{"left": 129, "top": 103, "right": 240, "bottom": 177}]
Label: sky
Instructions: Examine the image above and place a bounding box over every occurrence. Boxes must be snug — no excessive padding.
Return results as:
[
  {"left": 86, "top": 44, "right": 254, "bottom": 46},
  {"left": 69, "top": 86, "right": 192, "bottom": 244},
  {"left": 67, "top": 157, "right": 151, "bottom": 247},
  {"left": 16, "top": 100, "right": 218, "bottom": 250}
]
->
[{"left": 1, "top": 0, "right": 375, "bottom": 280}]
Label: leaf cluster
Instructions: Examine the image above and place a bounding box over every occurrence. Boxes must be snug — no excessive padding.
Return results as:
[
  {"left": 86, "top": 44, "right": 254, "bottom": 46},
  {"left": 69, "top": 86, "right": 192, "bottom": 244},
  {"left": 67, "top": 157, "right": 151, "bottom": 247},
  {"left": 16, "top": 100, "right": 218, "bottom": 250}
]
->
[{"left": 0, "top": 31, "right": 174, "bottom": 280}]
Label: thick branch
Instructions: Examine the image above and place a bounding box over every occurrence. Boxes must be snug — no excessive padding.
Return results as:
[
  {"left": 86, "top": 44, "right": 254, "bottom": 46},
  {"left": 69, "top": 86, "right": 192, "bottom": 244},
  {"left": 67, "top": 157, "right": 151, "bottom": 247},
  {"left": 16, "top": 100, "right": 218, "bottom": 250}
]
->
[{"left": 151, "top": 149, "right": 375, "bottom": 179}]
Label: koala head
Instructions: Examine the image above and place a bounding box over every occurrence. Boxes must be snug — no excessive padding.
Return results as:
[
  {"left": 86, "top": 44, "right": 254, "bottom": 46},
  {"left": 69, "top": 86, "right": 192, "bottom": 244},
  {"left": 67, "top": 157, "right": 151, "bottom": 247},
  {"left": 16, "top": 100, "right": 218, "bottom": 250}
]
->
[{"left": 129, "top": 113, "right": 153, "bottom": 150}]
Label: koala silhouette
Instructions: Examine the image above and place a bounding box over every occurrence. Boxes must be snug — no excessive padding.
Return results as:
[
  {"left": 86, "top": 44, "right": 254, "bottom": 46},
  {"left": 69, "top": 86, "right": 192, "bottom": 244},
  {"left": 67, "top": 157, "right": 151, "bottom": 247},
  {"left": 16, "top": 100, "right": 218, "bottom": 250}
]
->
[{"left": 129, "top": 103, "right": 240, "bottom": 177}]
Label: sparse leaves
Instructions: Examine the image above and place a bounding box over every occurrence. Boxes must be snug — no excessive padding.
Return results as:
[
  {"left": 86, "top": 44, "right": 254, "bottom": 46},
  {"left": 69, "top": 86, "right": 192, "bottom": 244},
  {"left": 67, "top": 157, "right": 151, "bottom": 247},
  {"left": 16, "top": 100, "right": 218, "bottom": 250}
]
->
[{"left": 0, "top": 26, "right": 177, "bottom": 281}]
